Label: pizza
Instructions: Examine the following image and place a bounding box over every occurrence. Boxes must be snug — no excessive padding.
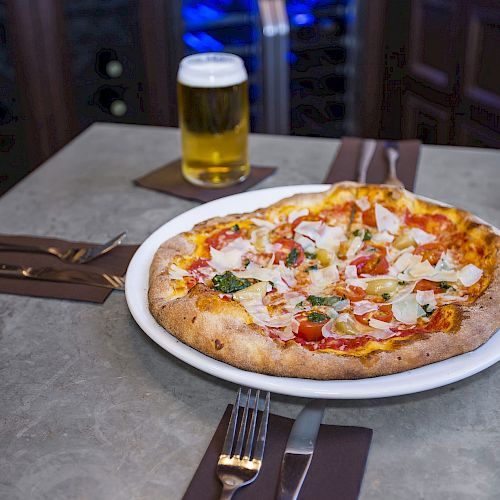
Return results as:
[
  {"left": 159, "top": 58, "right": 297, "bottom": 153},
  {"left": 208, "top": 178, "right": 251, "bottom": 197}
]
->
[{"left": 148, "top": 182, "right": 500, "bottom": 379}]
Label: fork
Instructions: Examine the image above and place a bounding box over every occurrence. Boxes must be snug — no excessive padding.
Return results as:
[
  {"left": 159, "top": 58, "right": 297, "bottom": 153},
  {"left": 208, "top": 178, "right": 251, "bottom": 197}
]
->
[
  {"left": 0, "top": 232, "right": 126, "bottom": 264},
  {"left": 217, "top": 388, "right": 270, "bottom": 500},
  {"left": 383, "top": 141, "right": 405, "bottom": 188},
  {"left": 0, "top": 263, "right": 126, "bottom": 290}
]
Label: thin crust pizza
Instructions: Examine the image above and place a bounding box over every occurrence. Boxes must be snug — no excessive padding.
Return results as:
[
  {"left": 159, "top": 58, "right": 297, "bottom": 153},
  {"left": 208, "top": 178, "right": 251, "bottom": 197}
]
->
[{"left": 148, "top": 182, "right": 500, "bottom": 379}]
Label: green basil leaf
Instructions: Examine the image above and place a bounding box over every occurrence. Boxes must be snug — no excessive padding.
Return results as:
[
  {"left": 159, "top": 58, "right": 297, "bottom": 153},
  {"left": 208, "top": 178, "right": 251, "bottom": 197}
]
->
[
  {"left": 307, "top": 311, "right": 330, "bottom": 323},
  {"left": 212, "top": 271, "right": 251, "bottom": 293}
]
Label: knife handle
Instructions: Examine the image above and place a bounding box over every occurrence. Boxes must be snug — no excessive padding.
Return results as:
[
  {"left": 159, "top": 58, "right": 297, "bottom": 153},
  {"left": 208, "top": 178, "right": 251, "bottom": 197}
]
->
[{"left": 0, "top": 263, "right": 25, "bottom": 277}]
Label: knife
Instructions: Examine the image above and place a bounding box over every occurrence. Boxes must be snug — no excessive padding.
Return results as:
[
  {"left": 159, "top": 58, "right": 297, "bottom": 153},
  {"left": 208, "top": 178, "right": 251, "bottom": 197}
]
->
[
  {"left": 277, "top": 399, "right": 326, "bottom": 500},
  {"left": 356, "top": 139, "right": 377, "bottom": 184},
  {"left": 0, "top": 263, "right": 124, "bottom": 290}
]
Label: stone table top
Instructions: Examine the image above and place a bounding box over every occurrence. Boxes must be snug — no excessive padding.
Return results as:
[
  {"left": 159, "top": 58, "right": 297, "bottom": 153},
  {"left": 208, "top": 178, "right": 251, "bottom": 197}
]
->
[{"left": 1, "top": 123, "right": 499, "bottom": 500}]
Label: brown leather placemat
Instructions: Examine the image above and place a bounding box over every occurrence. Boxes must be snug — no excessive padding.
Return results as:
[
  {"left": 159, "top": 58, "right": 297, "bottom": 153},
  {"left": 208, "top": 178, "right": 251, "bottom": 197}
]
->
[
  {"left": 134, "top": 159, "right": 277, "bottom": 203},
  {"left": 183, "top": 404, "right": 372, "bottom": 500},
  {"left": 324, "top": 138, "right": 421, "bottom": 191},
  {"left": 0, "top": 234, "right": 138, "bottom": 303}
]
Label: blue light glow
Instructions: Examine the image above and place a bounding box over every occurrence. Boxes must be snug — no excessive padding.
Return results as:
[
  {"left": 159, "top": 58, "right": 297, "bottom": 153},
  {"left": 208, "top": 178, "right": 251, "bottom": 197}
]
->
[
  {"left": 287, "top": 51, "right": 298, "bottom": 64},
  {"left": 183, "top": 32, "right": 224, "bottom": 52},
  {"left": 292, "top": 13, "right": 315, "bottom": 26}
]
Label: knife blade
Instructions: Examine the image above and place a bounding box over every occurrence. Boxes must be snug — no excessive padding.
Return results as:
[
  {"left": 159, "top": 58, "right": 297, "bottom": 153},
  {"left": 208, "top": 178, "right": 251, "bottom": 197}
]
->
[
  {"left": 0, "top": 263, "right": 124, "bottom": 290},
  {"left": 277, "top": 399, "right": 326, "bottom": 500},
  {"left": 356, "top": 139, "right": 377, "bottom": 184}
]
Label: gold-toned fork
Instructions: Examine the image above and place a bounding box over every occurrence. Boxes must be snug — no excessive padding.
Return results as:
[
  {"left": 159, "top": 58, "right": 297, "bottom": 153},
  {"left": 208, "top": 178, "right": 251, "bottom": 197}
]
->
[
  {"left": 0, "top": 263, "right": 125, "bottom": 290},
  {"left": 217, "top": 388, "right": 270, "bottom": 500},
  {"left": 0, "top": 232, "right": 126, "bottom": 264}
]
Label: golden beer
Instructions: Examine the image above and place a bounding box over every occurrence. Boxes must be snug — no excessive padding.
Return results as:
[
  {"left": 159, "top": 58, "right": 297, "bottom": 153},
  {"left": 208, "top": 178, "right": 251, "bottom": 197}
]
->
[{"left": 177, "top": 53, "right": 249, "bottom": 187}]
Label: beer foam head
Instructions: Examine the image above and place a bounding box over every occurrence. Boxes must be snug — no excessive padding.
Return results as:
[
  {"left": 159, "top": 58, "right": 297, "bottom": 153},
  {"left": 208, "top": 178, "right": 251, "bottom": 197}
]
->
[{"left": 177, "top": 53, "right": 247, "bottom": 88}]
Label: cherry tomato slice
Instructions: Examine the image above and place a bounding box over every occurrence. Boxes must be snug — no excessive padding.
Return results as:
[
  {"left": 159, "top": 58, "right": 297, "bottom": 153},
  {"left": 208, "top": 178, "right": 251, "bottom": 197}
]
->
[
  {"left": 274, "top": 238, "right": 305, "bottom": 267},
  {"left": 414, "top": 279, "right": 445, "bottom": 293},
  {"left": 414, "top": 242, "right": 446, "bottom": 266},
  {"left": 350, "top": 254, "right": 389, "bottom": 275},
  {"left": 205, "top": 227, "right": 241, "bottom": 250},
  {"left": 334, "top": 284, "right": 367, "bottom": 302},
  {"left": 362, "top": 206, "right": 377, "bottom": 227},
  {"left": 355, "top": 304, "right": 393, "bottom": 326},
  {"left": 295, "top": 311, "right": 328, "bottom": 341}
]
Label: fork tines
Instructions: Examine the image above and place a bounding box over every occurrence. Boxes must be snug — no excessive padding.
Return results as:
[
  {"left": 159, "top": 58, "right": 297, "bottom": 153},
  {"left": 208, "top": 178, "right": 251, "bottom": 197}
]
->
[{"left": 220, "top": 388, "right": 270, "bottom": 466}]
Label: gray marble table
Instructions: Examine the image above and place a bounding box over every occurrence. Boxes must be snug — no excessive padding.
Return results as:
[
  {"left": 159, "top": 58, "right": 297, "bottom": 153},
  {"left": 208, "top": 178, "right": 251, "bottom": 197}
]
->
[{"left": 1, "top": 123, "right": 499, "bottom": 500}]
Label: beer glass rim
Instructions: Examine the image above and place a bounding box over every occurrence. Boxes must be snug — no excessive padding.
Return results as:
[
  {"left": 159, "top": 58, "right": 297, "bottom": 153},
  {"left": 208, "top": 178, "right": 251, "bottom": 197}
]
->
[{"left": 177, "top": 52, "right": 247, "bottom": 88}]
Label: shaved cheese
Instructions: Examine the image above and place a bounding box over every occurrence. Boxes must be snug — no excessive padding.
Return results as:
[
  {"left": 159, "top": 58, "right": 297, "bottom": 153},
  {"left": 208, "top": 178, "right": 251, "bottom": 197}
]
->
[
  {"left": 208, "top": 238, "right": 252, "bottom": 272},
  {"left": 458, "top": 264, "right": 483, "bottom": 287},
  {"left": 353, "top": 300, "right": 379, "bottom": 316},
  {"left": 388, "top": 245, "right": 415, "bottom": 263},
  {"left": 321, "top": 315, "right": 396, "bottom": 340},
  {"left": 435, "top": 251, "right": 455, "bottom": 271},
  {"left": 358, "top": 274, "right": 404, "bottom": 282},
  {"left": 409, "top": 228, "right": 436, "bottom": 245},
  {"left": 234, "top": 263, "right": 289, "bottom": 292},
  {"left": 169, "top": 264, "right": 190, "bottom": 279},
  {"left": 365, "top": 329, "right": 399, "bottom": 340},
  {"left": 368, "top": 318, "right": 393, "bottom": 330},
  {"left": 372, "top": 231, "right": 395, "bottom": 243},
  {"left": 316, "top": 226, "right": 346, "bottom": 252},
  {"left": 423, "top": 270, "right": 458, "bottom": 282},
  {"left": 295, "top": 220, "right": 346, "bottom": 252},
  {"left": 283, "top": 291, "right": 306, "bottom": 309},
  {"left": 417, "top": 305, "right": 427, "bottom": 318},
  {"left": 345, "top": 264, "right": 358, "bottom": 279},
  {"left": 355, "top": 196, "right": 370, "bottom": 211},
  {"left": 394, "top": 253, "right": 422, "bottom": 272},
  {"left": 309, "top": 264, "right": 339, "bottom": 289},
  {"left": 250, "top": 227, "right": 270, "bottom": 252},
  {"left": 277, "top": 262, "right": 297, "bottom": 288},
  {"left": 237, "top": 294, "right": 293, "bottom": 327},
  {"left": 321, "top": 319, "right": 337, "bottom": 338},
  {"left": 388, "top": 265, "right": 399, "bottom": 277},
  {"left": 288, "top": 208, "right": 309, "bottom": 223},
  {"left": 346, "top": 236, "right": 363, "bottom": 258},
  {"left": 346, "top": 278, "right": 368, "bottom": 290},
  {"left": 251, "top": 218, "right": 275, "bottom": 229},
  {"left": 438, "top": 294, "right": 469, "bottom": 303},
  {"left": 387, "top": 282, "right": 416, "bottom": 304},
  {"left": 391, "top": 294, "right": 419, "bottom": 324},
  {"left": 294, "top": 233, "right": 316, "bottom": 252},
  {"left": 416, "top": 290, "right": 436, "bottom": 310},
  {"left": 375, "top": 204, "right": 400, "bottom": 234},
  {"left": 233, "top": 281, "right": 269, "bottom": 302},
  {"left": 276, "top": 326, "right": 295, "bottom": 341},
  {"left": 295, "top": 220, "right": 324, "bottom": 241},
  {"left": 408, "top": 260, "right": 436, "bottom": 278},
  {"left": 333, "top": 299, "right": 350, "bottom": 311},
  {"left": 327, "top": 309, "right": 340, "bottom": 320}
]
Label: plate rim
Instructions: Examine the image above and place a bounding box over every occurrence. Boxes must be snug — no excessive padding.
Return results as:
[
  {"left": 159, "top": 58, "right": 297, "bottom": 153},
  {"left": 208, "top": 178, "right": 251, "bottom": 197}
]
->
[{"left": 125, "top": 184, "right": 500, "bottom": 399}]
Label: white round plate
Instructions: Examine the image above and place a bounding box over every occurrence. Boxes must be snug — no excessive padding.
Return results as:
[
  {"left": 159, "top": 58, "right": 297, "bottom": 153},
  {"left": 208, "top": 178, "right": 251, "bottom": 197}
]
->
[{"left": 125, "top": 185, "right": 500, "bottom": 399}]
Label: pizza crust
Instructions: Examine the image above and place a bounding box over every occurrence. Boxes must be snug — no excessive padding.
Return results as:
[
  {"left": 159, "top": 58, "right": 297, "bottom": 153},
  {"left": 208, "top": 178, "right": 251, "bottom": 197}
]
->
[{"left": 148, "top": 182, "right": 500, "bottom": 379}]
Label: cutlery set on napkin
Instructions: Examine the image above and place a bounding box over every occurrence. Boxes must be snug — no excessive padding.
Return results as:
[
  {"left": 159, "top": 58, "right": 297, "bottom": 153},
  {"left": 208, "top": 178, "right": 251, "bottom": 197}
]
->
[
  {"left": 184, "top": 389, "right": 372, "bottom": 500},
  {"left": 0, "top": 233, "right": 138, "bottom": 302}
]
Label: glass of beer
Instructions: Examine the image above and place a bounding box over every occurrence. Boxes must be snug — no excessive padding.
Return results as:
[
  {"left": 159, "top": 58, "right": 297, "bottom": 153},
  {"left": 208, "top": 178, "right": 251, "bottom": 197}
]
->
[{"left": 177, "top": 53, "right": 250, "bottom": 187}]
